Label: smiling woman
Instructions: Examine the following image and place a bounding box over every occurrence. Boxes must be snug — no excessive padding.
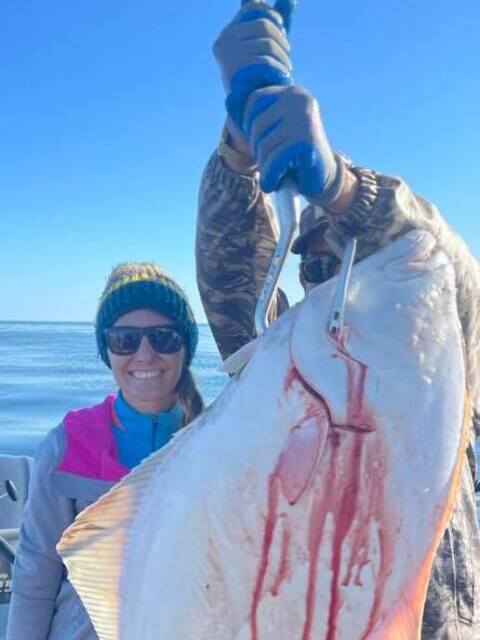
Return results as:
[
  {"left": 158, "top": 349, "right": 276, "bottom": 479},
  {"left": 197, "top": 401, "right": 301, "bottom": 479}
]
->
[
  {"left": 106, "top": 311, "right": 186, "bottom": 415},
  {"left": 6, "top": 262, "right": 204, "bottom": 640},
  {"left": 95, "top": 262, "right": 203, "bottom": 426}
]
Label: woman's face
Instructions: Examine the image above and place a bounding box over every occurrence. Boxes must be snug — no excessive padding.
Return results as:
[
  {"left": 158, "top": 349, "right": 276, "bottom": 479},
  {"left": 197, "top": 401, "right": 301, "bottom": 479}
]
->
[{"left": 108, "top": 309, "right": 185, "bottom": 414}]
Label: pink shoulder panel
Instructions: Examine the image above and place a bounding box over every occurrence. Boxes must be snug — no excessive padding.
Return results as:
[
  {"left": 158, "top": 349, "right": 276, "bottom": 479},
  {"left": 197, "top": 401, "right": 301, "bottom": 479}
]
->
[{"left": 57, "top": 395, "right": 129, "bottom": 482}]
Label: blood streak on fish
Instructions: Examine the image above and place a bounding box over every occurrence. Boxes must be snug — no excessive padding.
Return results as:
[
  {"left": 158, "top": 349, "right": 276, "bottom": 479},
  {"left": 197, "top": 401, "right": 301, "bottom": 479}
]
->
[
  {"left": 270, "top": 518, "right": 291, "bottom": 597},
  {"left": 249, "top": 474, "right": 282, "bottom": 640},
  {"left": 255, "top": 336, "right": 392, "bottom": 639},
  {"left": 321, "top": 437, "right": 392, "bottom": 640},
  {"left": 250, "top": 410, "right": 325, "bottom": 639},
  {"left": 333, "top": 329, "right": 375, "bottom": 432}
]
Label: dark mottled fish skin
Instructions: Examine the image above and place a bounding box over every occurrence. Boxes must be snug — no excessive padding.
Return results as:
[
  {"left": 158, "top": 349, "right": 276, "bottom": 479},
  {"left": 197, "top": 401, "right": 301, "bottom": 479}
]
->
[{"left": 196, "top": 149, "right": 480, "bottom": 638}]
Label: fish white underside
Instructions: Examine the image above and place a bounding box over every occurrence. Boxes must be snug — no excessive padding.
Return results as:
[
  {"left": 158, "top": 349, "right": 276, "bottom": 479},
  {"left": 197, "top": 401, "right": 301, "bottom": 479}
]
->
[{"left": 59, "top": 230, "right": 467, "bottom": 640}]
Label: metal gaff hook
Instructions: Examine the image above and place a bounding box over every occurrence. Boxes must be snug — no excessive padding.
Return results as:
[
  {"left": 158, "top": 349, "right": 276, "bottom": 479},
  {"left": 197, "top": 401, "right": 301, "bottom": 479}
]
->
[{"left": 254, "top": 180, "right": 301, "bottom": 336}]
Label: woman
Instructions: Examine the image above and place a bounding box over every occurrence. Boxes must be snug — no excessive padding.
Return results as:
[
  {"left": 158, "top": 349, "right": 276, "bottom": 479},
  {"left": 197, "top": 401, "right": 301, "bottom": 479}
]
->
[{"left": 7, "top": 262, "right": 204, "bottom": 639}]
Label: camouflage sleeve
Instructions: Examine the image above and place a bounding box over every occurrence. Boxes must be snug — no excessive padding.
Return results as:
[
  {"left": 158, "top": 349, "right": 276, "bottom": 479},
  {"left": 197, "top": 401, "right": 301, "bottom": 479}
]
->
[
  {"left": 196, "top": 150, "right": 289, "bottom": 361},
  {"left": 324, "top": 170, "right": 480, "bottom": 436}
]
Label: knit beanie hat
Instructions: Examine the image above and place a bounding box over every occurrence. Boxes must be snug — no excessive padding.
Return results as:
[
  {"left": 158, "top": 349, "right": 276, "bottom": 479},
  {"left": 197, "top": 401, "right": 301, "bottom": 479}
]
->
[{"left": 95, "top": 262, "right": 198, "bottom": 368}]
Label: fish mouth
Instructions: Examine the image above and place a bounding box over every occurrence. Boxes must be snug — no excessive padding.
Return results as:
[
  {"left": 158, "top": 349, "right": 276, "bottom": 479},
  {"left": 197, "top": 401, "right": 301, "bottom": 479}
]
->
[{"left": 287, "top": 364, "right": 375, "bottom": 435}]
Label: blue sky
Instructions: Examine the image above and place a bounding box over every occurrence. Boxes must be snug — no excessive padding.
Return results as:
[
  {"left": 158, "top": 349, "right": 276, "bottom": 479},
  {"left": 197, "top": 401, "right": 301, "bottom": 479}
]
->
[{"left": 1, "top": 0, "right": 478, "bottom": 322}]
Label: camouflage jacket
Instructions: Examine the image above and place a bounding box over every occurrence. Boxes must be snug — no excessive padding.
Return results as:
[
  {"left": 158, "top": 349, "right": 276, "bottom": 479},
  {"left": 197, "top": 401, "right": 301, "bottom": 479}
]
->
[{"left": 196, "top": 150, "right": 480, "bottom": 639}]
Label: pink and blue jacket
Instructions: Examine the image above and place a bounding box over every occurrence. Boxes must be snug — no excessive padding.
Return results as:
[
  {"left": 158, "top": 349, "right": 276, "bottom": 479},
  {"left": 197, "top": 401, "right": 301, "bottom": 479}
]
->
[{"left": 7, "top": 394, "right": 182, "bottom": 640}]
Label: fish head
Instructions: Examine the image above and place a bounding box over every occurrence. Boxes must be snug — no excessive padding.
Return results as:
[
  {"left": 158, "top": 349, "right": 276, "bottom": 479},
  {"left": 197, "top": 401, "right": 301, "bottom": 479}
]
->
[
  {"left": 291, "top": 229, "right": 464, "bottom": 436},
  {"left": 278, "top": 230, "right": 468, "bottom": 636}
]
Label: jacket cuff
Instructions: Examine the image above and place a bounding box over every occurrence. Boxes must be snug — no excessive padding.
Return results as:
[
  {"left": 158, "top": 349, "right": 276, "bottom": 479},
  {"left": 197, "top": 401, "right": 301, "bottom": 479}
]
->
[
  {"left": 206, "top": 149, "right": 262, "bottom": 206},
  {"left": 217, "top": 141, "right": 258, "bottom": 176},
  {"left": 217, "top": 127, "right": 258, "bottom": 176},
  {"left": 325, "top": 160, "right": 379, "bottom": 230}
]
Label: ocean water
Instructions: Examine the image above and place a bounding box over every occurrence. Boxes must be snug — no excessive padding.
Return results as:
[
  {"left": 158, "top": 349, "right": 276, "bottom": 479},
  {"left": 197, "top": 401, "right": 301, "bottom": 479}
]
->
[{"left": 0, "top": 321, "right": 228, "bottom": 457}]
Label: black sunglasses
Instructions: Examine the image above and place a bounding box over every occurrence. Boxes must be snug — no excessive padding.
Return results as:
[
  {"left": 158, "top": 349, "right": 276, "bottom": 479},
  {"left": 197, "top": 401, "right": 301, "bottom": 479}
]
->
[
  {"left": 300, "top": 254, "right": 340, "bottom": 284},
  {"left": 104, "top": 325, "right": 184, "bottom": 356}
]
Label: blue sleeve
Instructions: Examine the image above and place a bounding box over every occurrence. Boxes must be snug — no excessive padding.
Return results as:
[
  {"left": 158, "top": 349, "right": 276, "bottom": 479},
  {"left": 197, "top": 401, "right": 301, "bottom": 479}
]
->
[{"left": 6, "top": 426, "right": 75, "bottom": 640}]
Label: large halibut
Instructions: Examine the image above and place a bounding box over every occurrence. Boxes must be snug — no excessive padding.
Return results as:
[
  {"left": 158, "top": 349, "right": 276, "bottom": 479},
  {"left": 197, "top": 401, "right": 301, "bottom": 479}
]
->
[{"left": 58, "top": 230, "right": 469, "bottom": 639}]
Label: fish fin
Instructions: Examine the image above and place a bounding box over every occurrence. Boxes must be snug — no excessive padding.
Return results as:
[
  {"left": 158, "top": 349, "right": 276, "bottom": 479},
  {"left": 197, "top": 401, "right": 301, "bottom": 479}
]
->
[
  {"left": 368, "top": 602, "right": 421, "bottom": 639},
  {"left": 219, "top": 337, "right": 259, "bottom": 375},
  {"left": 368, "top": 555, "right": 431, "bottom": 640},
  {"left": 57, "top": 431, "right": 190, "bottom": 640},
  {"left": 276, "top": 415, "right": 328, "bottom": 505}
]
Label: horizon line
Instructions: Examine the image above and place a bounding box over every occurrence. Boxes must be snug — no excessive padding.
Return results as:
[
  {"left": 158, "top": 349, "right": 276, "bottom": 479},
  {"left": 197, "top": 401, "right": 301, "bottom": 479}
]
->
[{"left": 0, "top": 320, "right": 210, "bottom": 326}]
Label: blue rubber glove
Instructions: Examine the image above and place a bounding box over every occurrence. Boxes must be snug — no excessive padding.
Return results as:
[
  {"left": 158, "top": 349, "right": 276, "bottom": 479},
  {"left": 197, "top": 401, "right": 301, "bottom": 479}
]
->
[
  {"left": 243, "top": 85, "right": 341, "bottom": 201},
  {"left": 213, "top": 1, "right": 297, "bottom": 136}
]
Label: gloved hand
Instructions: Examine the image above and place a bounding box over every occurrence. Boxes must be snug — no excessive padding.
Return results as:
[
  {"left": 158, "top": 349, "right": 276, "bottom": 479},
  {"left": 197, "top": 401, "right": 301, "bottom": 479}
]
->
[
  {"left": 213, "top": 0, "right": 297, "bottom": 139},
  {"left": 243, "top": 85, "right": 342, "bottom": 201}
]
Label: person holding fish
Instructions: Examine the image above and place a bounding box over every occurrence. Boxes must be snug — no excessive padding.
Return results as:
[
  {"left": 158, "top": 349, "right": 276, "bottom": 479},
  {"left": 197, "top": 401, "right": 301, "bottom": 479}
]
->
[
  {"left": 196, "top": 1, "right": 480, "bottom": 637},
  {"left": 7, "top": 262, "right": 203, "bottom": 639}
]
